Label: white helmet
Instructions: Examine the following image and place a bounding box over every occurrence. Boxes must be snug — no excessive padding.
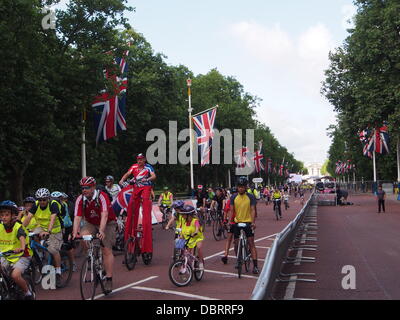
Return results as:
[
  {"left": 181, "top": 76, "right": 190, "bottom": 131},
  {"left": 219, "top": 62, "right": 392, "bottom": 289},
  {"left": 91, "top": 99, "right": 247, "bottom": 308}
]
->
[
  {"left": 51, "top": 191, "right": 63, "bottom": 198},
  {"left": 35, "top": 188, "right": 50, "bottom": 199}
]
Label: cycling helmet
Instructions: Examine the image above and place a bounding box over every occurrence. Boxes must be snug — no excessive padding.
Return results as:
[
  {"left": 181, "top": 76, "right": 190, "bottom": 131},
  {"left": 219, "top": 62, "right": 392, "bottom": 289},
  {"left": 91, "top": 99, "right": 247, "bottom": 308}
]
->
[
  {"left": 80, "top": 176, "right": 96, "bottom": 187},
  {"left": 181, "top": 205, "right": 196, "bottom": 215},
  {"left": 23, "top": 196, "right": 36, "bottom": 204},
  {"left": 237, "top": 176, "right": 248, "bottom": 187},
  {"left": 137, "top": 153, "right": 145, "bottom": 159},
  {"left": 105, "top": 175, "right": 114, "bottom": 181},
  {"left": 172, "top": 200, "right": 185, "bottom": 209},
  {"left": 231, "top": 187, "right": 238, "bottom": 194},
  {"left": 51, "top": 191, "right": 63, "bottom": 198},
  {"left": 0, "top": 200, "right": 18, "bottom": 214},
  {"left": 61, "top": 193, "right": 68, "bottom": 199},
  {"left": 35, "top": 188, "right": 50, "bottom": 199}
]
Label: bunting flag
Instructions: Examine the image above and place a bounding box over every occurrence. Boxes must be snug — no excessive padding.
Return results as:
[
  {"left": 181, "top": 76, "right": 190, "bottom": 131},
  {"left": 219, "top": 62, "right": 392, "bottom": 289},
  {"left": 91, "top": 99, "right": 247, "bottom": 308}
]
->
[
  {"left": 371, "top": 124, "right": 390, "bottom": 155},
  {"left": 192, "top": 107, "right": 217, "bottom": 166},
  {"left": 92, "top": 49, "right": 129, "bottom": 144},
  {"left": 253, "top": 141, "right": 265, "bottom": 173},
  {"left": 267, "top": 158, "right": 273, "bottom": 174}
]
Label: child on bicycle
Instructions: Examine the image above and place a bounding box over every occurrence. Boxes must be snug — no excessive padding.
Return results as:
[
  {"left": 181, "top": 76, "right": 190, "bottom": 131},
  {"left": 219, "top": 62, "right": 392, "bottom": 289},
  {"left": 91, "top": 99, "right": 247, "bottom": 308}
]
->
[
  {"left": 0, "top": 200, "right": 33, "bottom": 300},
  {"left": 165, "top": 200, "right": 185, "bottom": 236},
  {"left": 178, "top": 205, "right": 204, "bottom": 270}
]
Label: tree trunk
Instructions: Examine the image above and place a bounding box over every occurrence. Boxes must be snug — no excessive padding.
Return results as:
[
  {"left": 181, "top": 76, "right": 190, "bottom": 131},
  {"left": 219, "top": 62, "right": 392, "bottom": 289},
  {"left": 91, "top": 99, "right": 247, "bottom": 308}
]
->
[{"left": 10, "top": 162, "right": 28, "bottom": 205}]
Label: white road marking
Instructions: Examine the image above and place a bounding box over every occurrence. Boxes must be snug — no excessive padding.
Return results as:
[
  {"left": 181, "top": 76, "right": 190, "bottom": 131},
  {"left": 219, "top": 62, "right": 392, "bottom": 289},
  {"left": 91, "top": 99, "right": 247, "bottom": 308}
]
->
[
  {"left": 93, "top": 275, "right": 158, "bottom": 300},
  {"left": 227, "top": 255, "right": 265, "bottom": 262},
  {"left": 131, "top": 286, "right": 219, "bottom": 300},
  {"left": 205, "top": 269, "right": 259, "bottom": 279},
  {"left": 256, "top": 246, "right": 271, "bottom": 250}
]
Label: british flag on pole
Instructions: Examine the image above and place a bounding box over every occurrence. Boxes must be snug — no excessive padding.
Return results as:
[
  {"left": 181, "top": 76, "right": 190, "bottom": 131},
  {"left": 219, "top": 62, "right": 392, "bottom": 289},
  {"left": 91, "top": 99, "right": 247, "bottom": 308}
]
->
[
  {"left": 192, "top": 107, "right": 217, "bottom": 166},
  {"left": 253, "top": 141, "right": 264, "bottom": 173},
  {"left": 92, "top": 49, "right": 129, "bottom": 144}
]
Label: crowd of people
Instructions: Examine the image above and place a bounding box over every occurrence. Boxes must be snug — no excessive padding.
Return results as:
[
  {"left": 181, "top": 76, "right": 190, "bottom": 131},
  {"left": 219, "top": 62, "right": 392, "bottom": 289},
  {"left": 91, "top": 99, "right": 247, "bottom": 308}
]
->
[{"left": 0, "top": 152, "right": 314, "bottom": 300}]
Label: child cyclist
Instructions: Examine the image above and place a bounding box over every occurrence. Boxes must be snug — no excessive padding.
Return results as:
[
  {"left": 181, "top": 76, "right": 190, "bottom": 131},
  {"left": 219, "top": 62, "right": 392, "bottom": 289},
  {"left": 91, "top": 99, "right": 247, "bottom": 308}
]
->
[
  {"left": 165, "top": 200, "right": 185, "bottom": 234},
  {"left": 178, "top": 205, "right": 204, "bottom": 270},
  {"left": 0, "top": 200, "right": 34, "bottom": 300}
]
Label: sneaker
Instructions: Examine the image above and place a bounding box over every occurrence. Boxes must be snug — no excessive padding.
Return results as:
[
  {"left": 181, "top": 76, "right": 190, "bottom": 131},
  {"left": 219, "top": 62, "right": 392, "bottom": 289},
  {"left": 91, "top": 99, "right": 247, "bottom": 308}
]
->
[
  {"left": 104, "top": 278, "right": 113, "bottom": 294},
  {"left": 56, "top": 274, "right": 62, "bottom": 288},
  {"left": 221, "top": 256, "right": 228, "bottom": 265},
  {"left": 253, "top": 266, "right": 259, "bottom": 275},
  {"left": 24, "top": 293, "right": 34, "bottom": 300}
]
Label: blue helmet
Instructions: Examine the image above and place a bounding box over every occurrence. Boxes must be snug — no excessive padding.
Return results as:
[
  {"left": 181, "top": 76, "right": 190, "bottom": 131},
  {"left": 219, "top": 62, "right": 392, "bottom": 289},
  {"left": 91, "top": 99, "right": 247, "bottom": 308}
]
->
[
  {"left": 181, "top": 205, "right": 196, "bottom": 215},
  {"left": 51, "top": 191, "right": 63, "bottom": 199},
  {"left": 172, "top": 200, "right": 185, "bottom": 209},
  {"left": 0, "top": 200, "right": 18, "bottom": 214}
]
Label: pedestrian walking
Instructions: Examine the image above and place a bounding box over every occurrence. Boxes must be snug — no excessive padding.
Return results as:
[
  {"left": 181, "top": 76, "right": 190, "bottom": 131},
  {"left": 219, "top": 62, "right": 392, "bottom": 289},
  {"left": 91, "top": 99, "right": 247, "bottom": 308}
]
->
[{"left": 377, "top": 185, "right": 386, "bottom": 213}]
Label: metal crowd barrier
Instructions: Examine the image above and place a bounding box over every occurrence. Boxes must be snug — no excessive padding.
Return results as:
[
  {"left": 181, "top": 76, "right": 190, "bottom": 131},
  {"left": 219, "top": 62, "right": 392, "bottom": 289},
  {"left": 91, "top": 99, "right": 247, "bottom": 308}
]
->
[{"left": 251, "top": 192, "right": 317, "bottom": 300}]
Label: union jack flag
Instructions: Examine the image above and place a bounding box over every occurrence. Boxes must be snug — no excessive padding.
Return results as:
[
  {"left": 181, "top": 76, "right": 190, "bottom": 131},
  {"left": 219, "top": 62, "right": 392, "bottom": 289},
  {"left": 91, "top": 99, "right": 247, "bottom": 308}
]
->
[
  {"left": 92, "top": 50, "right": 129, "bottom": 144},
  {"left": 370, "top": 124, "right": 390, "bottom": 155},
  {"left": 267, "top": 158, "right": 272, "bottom": 174},
  {"left": 253, "top": 141, "right": 264, "bottom": 173},
  {"left": 359, "top": 128, "right": 373, "bottom": 158},
  {"left": 192, "top": 107, "right": 217, "bottom": 166},
  {"left": 235, "top": 146, "right": 253, "bottom": 169},
  {"left": 112, "top": 185, "right": 132, "bottom": 213}
]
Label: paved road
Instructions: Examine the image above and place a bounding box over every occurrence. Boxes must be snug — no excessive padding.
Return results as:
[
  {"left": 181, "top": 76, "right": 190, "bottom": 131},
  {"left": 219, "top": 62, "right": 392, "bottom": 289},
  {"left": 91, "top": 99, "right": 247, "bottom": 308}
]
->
[
  {"left": 274, "top": 193, "right": 400, "bottom": 300},
  {"left": 35, "top": 194, "right": 311, "bottom": 300}
]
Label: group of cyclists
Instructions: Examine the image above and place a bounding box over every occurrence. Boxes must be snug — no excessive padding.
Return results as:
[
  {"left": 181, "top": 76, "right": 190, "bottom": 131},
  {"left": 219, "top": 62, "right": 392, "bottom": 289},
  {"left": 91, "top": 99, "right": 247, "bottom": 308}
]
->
[{"left": 0, "top": 151, "right": 312, "bottom": 299}]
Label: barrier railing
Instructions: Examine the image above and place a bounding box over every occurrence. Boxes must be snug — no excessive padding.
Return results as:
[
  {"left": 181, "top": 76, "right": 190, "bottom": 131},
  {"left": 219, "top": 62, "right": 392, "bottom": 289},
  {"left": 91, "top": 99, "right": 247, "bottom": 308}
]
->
[{"left": 251, "top": 192, "right": 317, "bottom": 300}]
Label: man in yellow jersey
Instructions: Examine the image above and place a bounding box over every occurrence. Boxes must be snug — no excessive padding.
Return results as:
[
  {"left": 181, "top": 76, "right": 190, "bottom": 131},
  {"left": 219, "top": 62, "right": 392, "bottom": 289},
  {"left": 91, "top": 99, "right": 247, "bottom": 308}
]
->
[
  {"left": 229, "top": 177, "right": 259, "bottom": 274},
  {"left": 22, "top": 187, "right": 63, "bottom": 287},
  {"left": 0, "top": 200, "right": 34, "bottom": 299}
]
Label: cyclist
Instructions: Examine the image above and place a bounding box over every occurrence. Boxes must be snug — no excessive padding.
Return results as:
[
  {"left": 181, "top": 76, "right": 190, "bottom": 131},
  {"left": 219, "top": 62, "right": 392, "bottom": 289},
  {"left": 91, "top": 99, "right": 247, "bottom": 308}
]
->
[
  {"left": 119, "top": 153, "right": 156, "bottom": 263},
  {"left": 211, "top": 187, "right": 225, "bottom": 222},
  {"left": 229, "top": 177, "right": 259, "bottom": 274},
  {"left": 272, "top": 188, "right": 283, "bottom": 219},
  {"left": 0, "top": 200, "right": 34, "bottom": 299},
  {"left": 221, "top": 187, "right": 237, "bottom": 264},
  {"left": 165, "top": 200, "right": 185, "bottom": 234},
  {"left": 73, "top": 176, "right": 117, "bottom": 294},
  {"left": 158, "top": 186, "right": 173, "bottom": 219},
  {"left": 283, "top": 192, "right": 290, "bottom": 210},
  {"left": 105, "top": 175, "right": 122, "bottom": 202},
  {"left": 195, "top": 185, "right": 207, "bottom": 220},
  {"left": 18, "top": 197, "right": 38, "bottom": 232},
  {"left": 23, "top": 188, "right": 64, "bottom": 287},
  {"left": 178, "top": 205, "right": 204, "bottom": 271}
]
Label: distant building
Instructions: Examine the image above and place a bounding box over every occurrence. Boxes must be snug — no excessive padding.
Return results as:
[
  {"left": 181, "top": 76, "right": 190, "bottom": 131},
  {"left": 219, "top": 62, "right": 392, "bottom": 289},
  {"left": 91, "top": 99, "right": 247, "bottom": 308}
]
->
[{"left": 304, "top": 162, "right": 322, "bottom": 183}]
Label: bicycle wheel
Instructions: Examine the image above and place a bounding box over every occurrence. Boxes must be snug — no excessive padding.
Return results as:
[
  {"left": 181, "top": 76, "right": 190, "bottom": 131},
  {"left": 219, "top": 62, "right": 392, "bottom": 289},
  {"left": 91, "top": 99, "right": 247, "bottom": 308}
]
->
[
  {"left": 31, "top": 253, "right": 43, "bottom": 285},
  {"left": 124, "top": 237, "right": 138, "bottom": 270},
  {"left": 212, "top": 219, "right": 223, "bottom": 241},
  {"left": 142, "top": 252, "right": 152, "bottom": 265},
  {"left": 168, "top": 260, "right": 193, "bottom": 287},
  {"left": 80, "top": 258, "right": 96, "bottom": 300},
  {"left": 58, "top": 250, "right": 73, "bottom": 288},
  {"left": 244, "top": 242, "right": 251, "bottom": 273},
  {"left": 193, "top": 260, "right": 204, "bottom": 281},
  {"left": 22, "top": 273, "right": 36, "bottom": 300},
  {"left": 0, "top": 275, "right": 10, "bottom": 300},
  {"left": 237, "top": 239, "right": 244, "bottom": 278}
]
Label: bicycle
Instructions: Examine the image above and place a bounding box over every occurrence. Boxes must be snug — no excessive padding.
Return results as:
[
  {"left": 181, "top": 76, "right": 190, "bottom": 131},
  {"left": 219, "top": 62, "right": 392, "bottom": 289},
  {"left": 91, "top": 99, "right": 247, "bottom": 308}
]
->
[
  {"left": 196, "top": 208, "right": 206, "bottom": 232},
  {"left": 29, "top": 233, "right": 73, "bottom": 288},
  {"left": 273, "top": 199, "right": 282, "bottom": 220},
  {"left": 0, "top": 250, "right": 36, "bottom": 300},
  {"left": 124, "top": 223, "right": 150, "bottom": 270},
  {"left": 212, "top": 211, "right": 227, "bottom": 241},
  {"left": 235, "top": 223, "right": 252, "bottom": 279},
  {"left": 160, "top": 204, "right": 172, "bottom": 229},
  {"left": 168, "top": 235, "right": 204, "bottom": 287},
  {"left": 113, "top": 213, "right": 126, "bottom": 252},
  {"left": 209, "top": 207, "right": 218, "bottom": 221},
  {"left": 79, "top": 235, "right": 108, "bottom": 300}
]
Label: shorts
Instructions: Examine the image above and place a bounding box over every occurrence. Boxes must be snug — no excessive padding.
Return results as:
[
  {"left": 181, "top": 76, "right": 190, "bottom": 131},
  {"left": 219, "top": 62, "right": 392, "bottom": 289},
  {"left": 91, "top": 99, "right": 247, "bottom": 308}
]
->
[
  {"left": 1, "top": 256, "right": 31, "bottom": 273},
  {"left": 232, "top": 223, "right": 254, "bottom": 240},
  {"left": 63, "top": 226, "right": 75, "bottom": 250},
  {"left": 81, "top": 220, "right": 117, "bottom": 249},
  {"left": 32, "top": 227, "right": 63, "bottom": 256}
]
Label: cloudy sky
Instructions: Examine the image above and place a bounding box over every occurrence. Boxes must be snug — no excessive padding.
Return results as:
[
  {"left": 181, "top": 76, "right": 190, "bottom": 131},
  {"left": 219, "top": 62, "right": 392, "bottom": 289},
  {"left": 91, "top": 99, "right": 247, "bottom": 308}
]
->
[{"left": 124, "top": 0, "right": 357, "bottom": 165}]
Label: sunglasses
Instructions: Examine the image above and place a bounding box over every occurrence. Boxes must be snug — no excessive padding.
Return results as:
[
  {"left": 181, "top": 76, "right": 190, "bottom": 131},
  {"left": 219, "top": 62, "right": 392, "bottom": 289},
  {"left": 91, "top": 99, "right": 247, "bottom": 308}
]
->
[{"left": 81, "top": 186, "right": 91, "bottom": 190}]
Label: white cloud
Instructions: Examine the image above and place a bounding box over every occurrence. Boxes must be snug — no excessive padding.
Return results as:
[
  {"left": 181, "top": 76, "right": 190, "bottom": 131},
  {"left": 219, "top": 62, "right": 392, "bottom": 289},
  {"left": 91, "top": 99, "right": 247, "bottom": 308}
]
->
[
  {"left": 228, "top": 21, "right": 337, "bottom": 163},
  {"left": 341, "top": 4, "right": 357, "bottom": 29}
]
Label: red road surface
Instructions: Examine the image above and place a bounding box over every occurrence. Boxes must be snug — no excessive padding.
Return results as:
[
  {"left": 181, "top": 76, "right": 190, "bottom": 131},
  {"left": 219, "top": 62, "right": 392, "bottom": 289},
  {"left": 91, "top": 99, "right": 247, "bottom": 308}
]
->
[{"left": 274, "top": 193, "right": 400, "bottom": 300}]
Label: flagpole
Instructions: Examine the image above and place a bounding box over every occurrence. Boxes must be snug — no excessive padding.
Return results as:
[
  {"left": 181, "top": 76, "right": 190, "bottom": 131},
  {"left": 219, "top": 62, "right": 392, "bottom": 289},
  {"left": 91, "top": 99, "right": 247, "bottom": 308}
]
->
[
  {"left": 187, "top": 79, "right": 194, "bottom": 191},
  {"left": 373, "top": 151, "right": 377, "bottom": 182},
  {"left": 81, "top": 107, "right": 87, "bottom": 178},
  {"left": 192, "top": 105, "right": 219, "bottom": 118},
  {"left": 397, "top": 137, "right": 400, "bottom": 182}
]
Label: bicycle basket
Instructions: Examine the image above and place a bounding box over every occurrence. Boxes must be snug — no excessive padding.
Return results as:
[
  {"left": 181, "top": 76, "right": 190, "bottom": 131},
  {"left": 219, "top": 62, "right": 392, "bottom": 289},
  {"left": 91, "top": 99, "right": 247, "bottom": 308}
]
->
[{"left": 175, "top": 238, "right": 186, "bottom": 249}]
